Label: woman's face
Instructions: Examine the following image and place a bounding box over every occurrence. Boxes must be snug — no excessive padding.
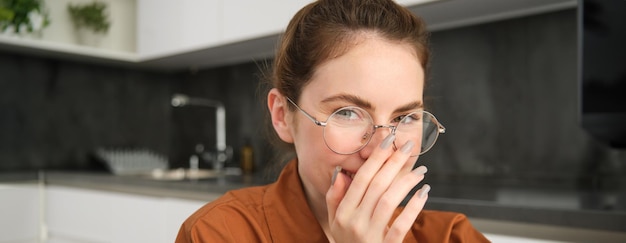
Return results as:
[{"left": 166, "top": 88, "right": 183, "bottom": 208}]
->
[{"left": 289, "top": 34, "right": 425, "bottom": 206}]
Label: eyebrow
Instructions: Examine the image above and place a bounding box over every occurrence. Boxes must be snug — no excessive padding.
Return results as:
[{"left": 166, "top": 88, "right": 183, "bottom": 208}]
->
[
  {"left": 321, "top": 94, "right": 373, "bottom": 109},
  {"left": 394, "top": 101, "right": 424, "bottom": 113},
  {"left": 320, "top": 93, "right": 423, "bottom": 113}
]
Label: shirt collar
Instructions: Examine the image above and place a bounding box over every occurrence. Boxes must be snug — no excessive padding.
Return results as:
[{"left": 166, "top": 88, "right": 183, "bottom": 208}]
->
[{"left": 263, "top": 159, "right": 329, "bottom": 242}]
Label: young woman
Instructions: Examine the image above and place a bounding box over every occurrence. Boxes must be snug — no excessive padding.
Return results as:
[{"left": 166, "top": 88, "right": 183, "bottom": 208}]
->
[{"left": 177, "top": 0, "right": 489, "bottom": 242}]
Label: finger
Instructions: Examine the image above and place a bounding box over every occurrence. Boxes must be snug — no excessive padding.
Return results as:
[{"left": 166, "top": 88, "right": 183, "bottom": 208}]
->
[
  {"left": 326, "top": 166, "right": 352, "bottom": 224},
  {"left": 339, "top": 134, "right": 396, "bottom": 210},
  {"left": 370, "top": 165, "right": 427, "bottom": 230},
  {"left": 384, "top": 184, "right": 430, "bottom": 242},
  {"left": 359, "top": 140, "right": 415, "bottom": 214},
  {"left": 391, "top": 154, "right": 420, "bottom": 186},
  {"left": 402, "top": 156, "right": 419, "bottom": 174}
]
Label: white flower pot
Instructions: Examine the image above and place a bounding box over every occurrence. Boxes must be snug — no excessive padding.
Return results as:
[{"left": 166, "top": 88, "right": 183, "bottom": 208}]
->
[{"left": 74, "top": 27, "right": 104, "bottom": 47}]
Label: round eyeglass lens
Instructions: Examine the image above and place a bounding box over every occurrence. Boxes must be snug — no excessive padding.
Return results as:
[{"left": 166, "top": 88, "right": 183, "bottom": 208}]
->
[
  {"left": 323, "top": 107, "right": 374, "bottom": 155},
  {"left": 393, "top": 111, "right": 441, "bottom": 156}
]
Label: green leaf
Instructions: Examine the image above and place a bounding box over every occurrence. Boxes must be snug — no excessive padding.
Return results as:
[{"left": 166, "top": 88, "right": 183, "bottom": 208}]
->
[
  {"left": 68, "top": 1, "right": 110, "bottom": 34},
  {"left": 0, "top": 0, "right": 50, "bottom": 34},
  {"left": 0, "top": 7, "right": 15, "bottom": 21}
]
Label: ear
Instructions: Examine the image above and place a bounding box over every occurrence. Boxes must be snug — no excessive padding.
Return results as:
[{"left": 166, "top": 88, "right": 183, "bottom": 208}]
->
[{"left": 267, "top": 88, "right": 294, "bottom": 143}]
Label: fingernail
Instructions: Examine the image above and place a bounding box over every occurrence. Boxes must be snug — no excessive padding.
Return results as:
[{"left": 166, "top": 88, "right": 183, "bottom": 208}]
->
[
  {"left": 331, "top": 166, "right": 341, "bottom": 185},
  {"left": 401, "top": 140, "right": 415, "bottom": 154},
  {"left": 380, "top": 134, "right": 396, "bottom": 149},
  {"left": 412, "top": 165, "right": 428, "bottom": 175},
  {"left": 418, "top": 184, "right": 431, "bottom": 198}
]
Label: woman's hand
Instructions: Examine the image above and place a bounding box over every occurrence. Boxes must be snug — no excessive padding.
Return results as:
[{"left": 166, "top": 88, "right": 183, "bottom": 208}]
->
[{"left": 326, "top": 134, "right": 430, "bottom": 243}]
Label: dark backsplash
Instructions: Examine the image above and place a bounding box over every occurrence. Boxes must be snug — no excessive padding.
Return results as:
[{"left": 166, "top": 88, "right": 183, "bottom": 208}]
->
[
  {"left": 1, "top": 9, "right": 624, "bottom": 185},
  {"left": 424, "top": 9, "right": 624, "bottom": 186},
  {"left": 0, "top": 55, "right": 175, "bottom": 170},
  {"left": 421, "top": 9, "right": 625, "bottom": 183}
]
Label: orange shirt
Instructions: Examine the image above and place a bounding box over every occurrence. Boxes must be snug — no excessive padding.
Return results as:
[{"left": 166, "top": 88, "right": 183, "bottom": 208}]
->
[{"left": 176, "top": 160, "right": 490, "bottom": 242}]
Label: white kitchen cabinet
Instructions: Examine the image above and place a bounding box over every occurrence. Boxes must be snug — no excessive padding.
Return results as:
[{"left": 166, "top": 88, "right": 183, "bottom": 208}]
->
[
  {"left": 220, "top": 0, "right": 439, "bottom": 44},
  {"left": 45, "top": 185, "right": 208, "bottom": 243},
  {"left": 136, "top": 0, "right": 221, "bottom": 59},
  {"left": 0, "top": 183, "right": 42, "bottom": 243},
  {"left": 46, "top": 186, "right": 114, "bottom": 242},
  {"left": 221, "top": 0, "right": 313, "bottom": 44},
  {"left": 140, "top": 0, "right": 439, "bottom": 60}
]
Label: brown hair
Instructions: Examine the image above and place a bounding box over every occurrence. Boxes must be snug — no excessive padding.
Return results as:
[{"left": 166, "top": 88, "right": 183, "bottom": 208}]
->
[{"left": 264, "top": 0, "right": 431, "bottom": 164}]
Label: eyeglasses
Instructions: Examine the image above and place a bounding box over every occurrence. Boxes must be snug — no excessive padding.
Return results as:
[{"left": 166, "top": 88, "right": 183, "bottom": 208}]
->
[{"left": 286, "top": 97, "right": 446, "bottom": 156}]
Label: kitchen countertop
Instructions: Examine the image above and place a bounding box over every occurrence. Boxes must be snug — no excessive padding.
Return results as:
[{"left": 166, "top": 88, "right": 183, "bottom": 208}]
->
[
  {"left": 50, "top": 171, "right": 271, "bottom": 201},
  {"left": 2, "top": 170, "right": 625, "bottom": 233}
]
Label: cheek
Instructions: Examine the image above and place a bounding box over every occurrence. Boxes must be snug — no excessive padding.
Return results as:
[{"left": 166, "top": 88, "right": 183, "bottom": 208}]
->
[
  {"left": 291, "top": 119, "right": 323, "bottom": 153},
  {"left": 293, "top": 125, "right": 341, "bottom": 187},
  {"left": 293, "top": 125, "right": 334, "bottom": 167}
]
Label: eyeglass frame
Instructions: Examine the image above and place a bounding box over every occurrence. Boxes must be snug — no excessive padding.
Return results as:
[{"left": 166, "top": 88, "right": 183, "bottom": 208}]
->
[{"left": 285, "top": 97, "right": 446, "bottom": 156}]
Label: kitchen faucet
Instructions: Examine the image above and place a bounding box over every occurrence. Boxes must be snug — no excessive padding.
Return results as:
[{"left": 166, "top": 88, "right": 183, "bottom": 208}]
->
[{"left": 171, "top": 94, "right": 232, "bottom": 172}]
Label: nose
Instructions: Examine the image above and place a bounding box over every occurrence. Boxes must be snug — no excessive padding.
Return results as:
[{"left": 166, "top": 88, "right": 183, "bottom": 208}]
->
[{"left": 358, "top": 125, "right": 395, "bottom": 159}]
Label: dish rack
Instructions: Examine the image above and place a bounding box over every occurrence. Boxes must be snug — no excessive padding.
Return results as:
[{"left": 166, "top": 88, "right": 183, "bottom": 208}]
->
[{"left": 96, "top": 148, "right": 168, "bottom": 175}]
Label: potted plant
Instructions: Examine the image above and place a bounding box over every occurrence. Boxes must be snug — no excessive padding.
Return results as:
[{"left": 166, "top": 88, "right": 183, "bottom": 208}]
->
[
  {"left": 0, "top": 0, "right": 50, "bottom": 36},
  {"left": 67, "top": 1, "right": 110, "bottom": 46}
]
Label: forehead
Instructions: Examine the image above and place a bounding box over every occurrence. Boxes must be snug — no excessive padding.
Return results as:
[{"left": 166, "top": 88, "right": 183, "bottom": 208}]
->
[{"left": 302, "top": 35, "right": 424, "bottom": 111}]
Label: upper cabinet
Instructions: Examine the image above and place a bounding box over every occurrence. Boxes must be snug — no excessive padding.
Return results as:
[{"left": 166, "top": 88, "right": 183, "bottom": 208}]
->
[
  {"left": 137, "top": 0, "right": 315, "bottom": 70},
  {"left": 218, "top": 0, "right": 440, "bottom": 46},
  {"left": 0, "top": 0, "right": 576, "bottom": 71},
  {"left": 136, "top": 0, "right": 220, "bottom": 59},
  {"left": 221, "top": 0, "right": 313, "bottom": 44}
]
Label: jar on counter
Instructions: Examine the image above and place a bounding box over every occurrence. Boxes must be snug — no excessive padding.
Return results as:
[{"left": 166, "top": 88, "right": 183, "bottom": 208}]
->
[{"left": 240, "top": 139, "right": 254, "bottom": 174}]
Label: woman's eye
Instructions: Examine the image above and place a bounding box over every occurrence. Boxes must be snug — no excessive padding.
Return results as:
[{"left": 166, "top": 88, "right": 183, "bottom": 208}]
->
[
  {"left": 334, "top": 109, "right": 361, "bottom": 120},
  {"left": 394, "top": 113, "right": 421, "bottom": 124}
]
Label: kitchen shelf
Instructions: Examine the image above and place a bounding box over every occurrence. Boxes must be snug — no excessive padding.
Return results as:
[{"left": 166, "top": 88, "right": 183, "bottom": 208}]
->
[{"left": 0, "top": 35, "right": 137, "bottom": 62}]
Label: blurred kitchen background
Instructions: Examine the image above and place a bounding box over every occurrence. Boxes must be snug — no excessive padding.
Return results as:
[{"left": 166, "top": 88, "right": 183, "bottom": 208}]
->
[
  {"left": 2, "top": 0, "right": 624, "bottom": 182},
  {"left": 1, "top": 0, "right": 625, "bottom": 242}
]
